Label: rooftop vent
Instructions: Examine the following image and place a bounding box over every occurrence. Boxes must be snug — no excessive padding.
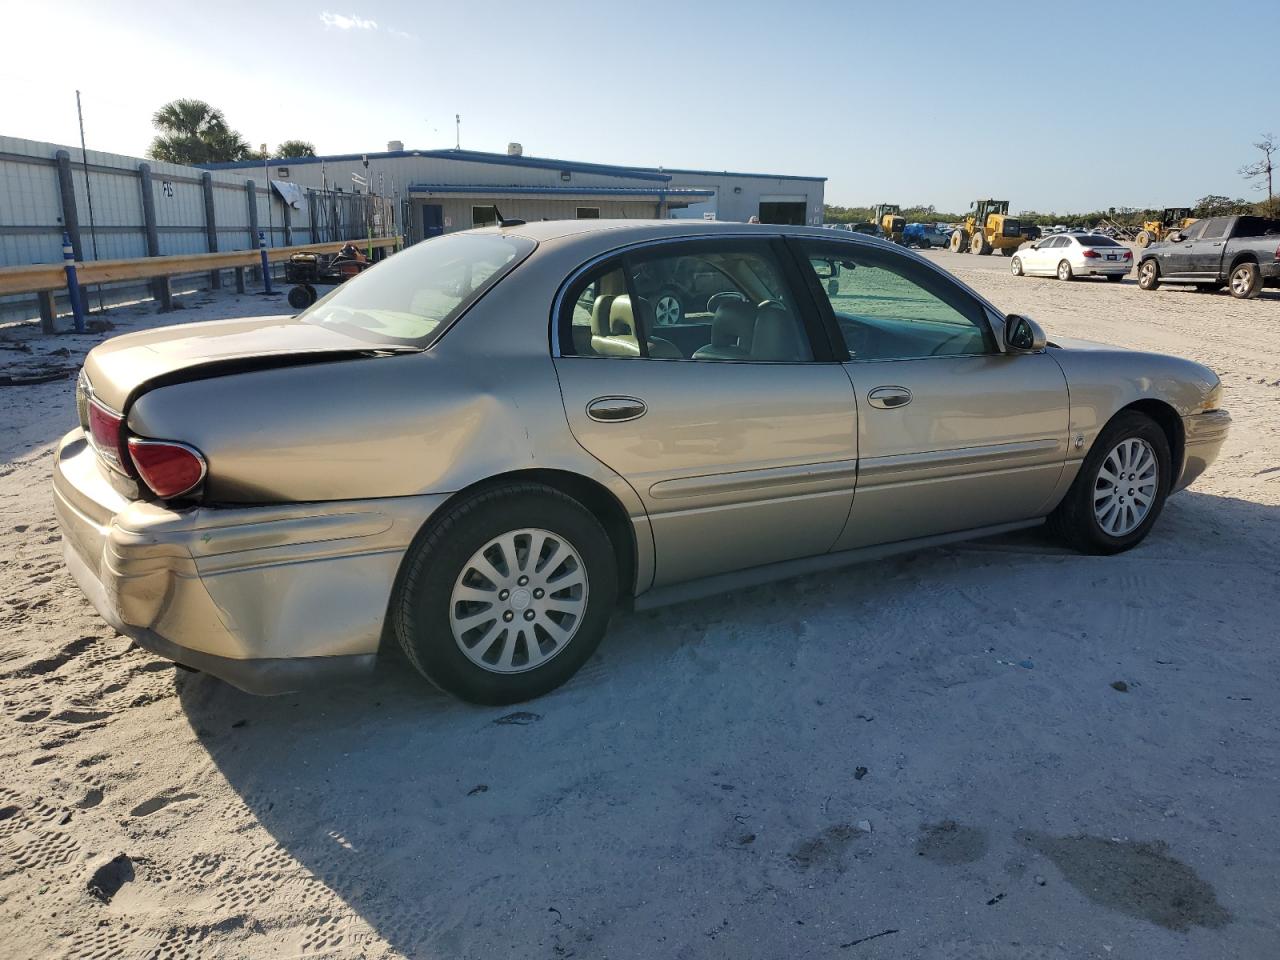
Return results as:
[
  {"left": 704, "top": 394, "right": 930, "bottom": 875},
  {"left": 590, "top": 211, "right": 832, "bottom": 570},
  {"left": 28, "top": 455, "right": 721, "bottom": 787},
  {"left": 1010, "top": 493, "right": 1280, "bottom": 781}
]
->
[
  {"left": 507, "top": 142, "right": 523, "bottom": 157},
  {"left": 386, "top": 140, "right": 404, "bottom": 152}
]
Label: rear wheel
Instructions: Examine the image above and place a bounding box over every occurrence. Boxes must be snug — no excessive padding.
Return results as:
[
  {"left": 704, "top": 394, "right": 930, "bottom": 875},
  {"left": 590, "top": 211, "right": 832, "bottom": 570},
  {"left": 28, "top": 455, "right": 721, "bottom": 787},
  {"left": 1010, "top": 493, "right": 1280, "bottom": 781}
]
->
[
  {"left": 1135, "top": 231, "right": 1153, "bottom": 248},
  {"left": 394, "top": 484, "right": 618, "bottom": 704},
  {"left": 1138, "top": 259, "right": 1160, "bottom": 290},
  {"left": 287, "top": 285, "right": 312, "bottom": 310},
  {"left": 1057, "top": 259, "right": 1074, "bottom": 281},
  {"left": 1228, "top": 261, "right": 1262, "bottom": 299},
  {"left": 1000, "top": 245, "right": 1018, "bottom": 257},
  {"left": 971, "top": 232, "right": 992, "bottom": 255},
  {"left": 1048, "top": 411, "right": 1171, "bottom": 555}
]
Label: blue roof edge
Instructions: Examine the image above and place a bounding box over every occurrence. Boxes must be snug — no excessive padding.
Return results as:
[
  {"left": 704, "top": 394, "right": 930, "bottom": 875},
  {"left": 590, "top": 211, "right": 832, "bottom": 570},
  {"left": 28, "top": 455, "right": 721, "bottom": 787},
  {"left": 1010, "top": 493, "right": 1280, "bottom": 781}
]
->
[{"left": 198, "top": 148, "right": 825, "bottom": 183}]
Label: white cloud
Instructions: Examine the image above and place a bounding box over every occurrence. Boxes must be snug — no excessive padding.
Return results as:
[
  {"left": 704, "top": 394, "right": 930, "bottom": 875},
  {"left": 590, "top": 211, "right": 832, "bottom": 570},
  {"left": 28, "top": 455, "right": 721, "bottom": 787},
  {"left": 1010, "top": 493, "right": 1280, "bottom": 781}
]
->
[
  {"left": 319, "top": 12, "right": 378, "bottom": 31},
  {"left": 389, "top": 28, "right": 418, "bottom": 40}
]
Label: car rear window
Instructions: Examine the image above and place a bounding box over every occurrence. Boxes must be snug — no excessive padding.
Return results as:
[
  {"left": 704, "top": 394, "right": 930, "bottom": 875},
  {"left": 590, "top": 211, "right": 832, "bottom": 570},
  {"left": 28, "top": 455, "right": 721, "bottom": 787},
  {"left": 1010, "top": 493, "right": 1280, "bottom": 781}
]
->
[
  {"left": 300, "top": 232, "right": 535, "bottom": 347},
  {"left": 1234, "top": 217, "right": 1280, "bottom": 238},
  {"left": 1078, "top": 235, "right": 1121, "bottom": 246}
]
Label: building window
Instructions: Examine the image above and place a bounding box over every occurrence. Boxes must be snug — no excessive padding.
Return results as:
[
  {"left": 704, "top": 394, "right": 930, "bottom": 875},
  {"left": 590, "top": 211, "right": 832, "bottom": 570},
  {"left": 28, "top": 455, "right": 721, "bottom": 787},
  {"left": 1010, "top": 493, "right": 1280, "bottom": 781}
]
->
[
  {"left": 472, "top": 205, "right": 498, "bottom": 227},
  {"left": 576, "top": 207, "right": 600, "bottom": 219}
]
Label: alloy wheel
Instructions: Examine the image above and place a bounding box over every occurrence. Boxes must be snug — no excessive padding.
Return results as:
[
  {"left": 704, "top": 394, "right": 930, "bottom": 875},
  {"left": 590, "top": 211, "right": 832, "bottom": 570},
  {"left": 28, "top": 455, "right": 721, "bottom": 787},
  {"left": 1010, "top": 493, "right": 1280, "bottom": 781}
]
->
[
  {"left": 1093, "top": 438, "right": 1158, "bottom": 537},
  {"left": 449, "top": 528, "right": 589, "bottom": 674},
  {"left": 1231, "top": 267, "right": 1252, "bottom": 298},
  {"left": 654, "top": 295, "right": 682, "bottom": 325}
]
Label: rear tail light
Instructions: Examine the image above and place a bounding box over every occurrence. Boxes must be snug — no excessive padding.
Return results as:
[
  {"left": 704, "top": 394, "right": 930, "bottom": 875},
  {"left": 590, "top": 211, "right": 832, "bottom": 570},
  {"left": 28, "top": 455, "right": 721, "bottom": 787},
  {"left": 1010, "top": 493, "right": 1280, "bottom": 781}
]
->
[
  {"left": 127, "top": 439, "right": 207, "bottom": 499},
  {"left": 86, "top": 399, "right": 129, "bottom": 472},
  {"left": 1274, "top": 243, "right": 1279, "bottom": 261},
  {"left": 1123, "top": 250, "right": 1133, "bottom": 259},
  {"left": 1082, "top": 249, "right": 1101, "bottom": 259}
]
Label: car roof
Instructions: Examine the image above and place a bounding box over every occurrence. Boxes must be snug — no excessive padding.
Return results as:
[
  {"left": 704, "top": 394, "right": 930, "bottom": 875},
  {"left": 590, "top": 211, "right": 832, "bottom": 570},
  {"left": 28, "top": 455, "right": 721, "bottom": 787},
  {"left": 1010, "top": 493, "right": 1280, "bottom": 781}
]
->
[{"left": 483, "top": 218, "right": 842, "bottom": 246}]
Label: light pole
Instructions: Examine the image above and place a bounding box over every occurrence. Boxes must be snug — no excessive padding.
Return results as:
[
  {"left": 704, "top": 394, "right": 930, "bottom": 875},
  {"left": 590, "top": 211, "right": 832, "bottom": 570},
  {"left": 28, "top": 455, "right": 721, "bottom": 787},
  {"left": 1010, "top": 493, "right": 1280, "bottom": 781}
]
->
[{"left": 261, "top": 144, "right": 272, "bottom": 248}]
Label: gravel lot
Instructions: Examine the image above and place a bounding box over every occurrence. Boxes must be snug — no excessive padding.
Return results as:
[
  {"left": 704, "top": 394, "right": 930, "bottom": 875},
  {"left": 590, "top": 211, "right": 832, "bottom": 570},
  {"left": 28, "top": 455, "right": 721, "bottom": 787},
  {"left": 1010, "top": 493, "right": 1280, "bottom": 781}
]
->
[{"left": 1, "top": 262, "right": 1278, "bottom": 959}]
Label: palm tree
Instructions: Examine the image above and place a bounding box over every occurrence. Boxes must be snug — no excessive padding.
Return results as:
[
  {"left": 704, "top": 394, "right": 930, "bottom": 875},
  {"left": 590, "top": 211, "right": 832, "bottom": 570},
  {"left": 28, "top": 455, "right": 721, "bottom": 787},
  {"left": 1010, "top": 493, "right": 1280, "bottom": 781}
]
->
[
  {"left": 147, "top": 99, "right": 251, "bottom": 164},
  {"left": 274, "top": 140, "right": 317, "bottom": 158}
]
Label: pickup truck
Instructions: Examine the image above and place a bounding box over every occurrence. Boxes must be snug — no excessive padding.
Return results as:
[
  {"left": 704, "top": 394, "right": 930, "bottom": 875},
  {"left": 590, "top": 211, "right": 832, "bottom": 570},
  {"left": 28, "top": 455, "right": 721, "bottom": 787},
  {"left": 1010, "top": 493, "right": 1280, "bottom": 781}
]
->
[{"left": 1137, "top": 214, "right": 1280, "bottom": 299}]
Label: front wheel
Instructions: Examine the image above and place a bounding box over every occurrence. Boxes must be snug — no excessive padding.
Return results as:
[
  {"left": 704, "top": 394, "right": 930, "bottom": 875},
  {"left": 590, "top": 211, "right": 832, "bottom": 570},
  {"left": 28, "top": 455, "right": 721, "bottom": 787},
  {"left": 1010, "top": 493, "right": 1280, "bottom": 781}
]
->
[
  {"left": 1137, "top": 259, "right": 1160, "bottom": 290},
  {"left": 1057, "top": 259, "right": 1074, "bottom": 281},
  {"left": 1048, "top": 411, "right": 1171, "bottom": 555},
  {"left": 653, "top": 288, "right": 685, "bottom": 325},
  {"left": 1228, "top": 262, "right": 1262, "bottom": 299},
  {"left": 393, "top": 484, "right": 618, "bottom": 704},
  {"left": 1010, "top": 256, "right": 1024, "bottom": 276}
]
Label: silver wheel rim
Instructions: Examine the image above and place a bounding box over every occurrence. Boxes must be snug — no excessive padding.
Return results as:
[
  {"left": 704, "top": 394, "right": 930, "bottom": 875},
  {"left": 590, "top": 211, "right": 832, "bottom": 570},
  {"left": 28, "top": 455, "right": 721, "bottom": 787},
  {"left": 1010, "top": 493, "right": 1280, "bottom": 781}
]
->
[
  {"left": 1093, "top": 438, "right": 1158, "bottom": 537},
  {"left": 1058, "top": 262, "right": 1070, "bottom": 280},
  {"left": 1141, "top": 263, "right": 1156, "bottom": 284},
  {"left": 450, "top": 528, "right": 589, "bottom": 674},
  {"left": 1231, "top": 268, "right": 1250, "bottom": 296},
  {"left": 654, "top": 295, "right": 682, "bottom": 325},
  {"left": 1011, "top": 257, "right": 1021, "bottom": 275}
]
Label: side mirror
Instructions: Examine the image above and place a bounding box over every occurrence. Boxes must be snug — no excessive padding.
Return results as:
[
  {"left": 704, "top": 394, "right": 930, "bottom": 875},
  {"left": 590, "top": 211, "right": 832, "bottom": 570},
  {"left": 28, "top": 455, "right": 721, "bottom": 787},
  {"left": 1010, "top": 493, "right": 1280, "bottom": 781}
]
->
[{"left": 1004, "top": 314, "right": 1046, "bottom": 353}]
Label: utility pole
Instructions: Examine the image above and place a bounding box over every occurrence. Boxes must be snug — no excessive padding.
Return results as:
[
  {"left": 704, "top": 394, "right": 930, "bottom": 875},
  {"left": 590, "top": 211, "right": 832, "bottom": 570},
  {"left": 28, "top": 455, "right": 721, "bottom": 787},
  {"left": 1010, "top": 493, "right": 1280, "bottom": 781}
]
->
[
  {"left": 75, "top": 90, "right": 105, "bottom": 313},
  {"left": 455, "top": 114, "right": 461, "bottom": 150},
  {"left": 261, "top": 144, "right": 273, "bottom": 248}
]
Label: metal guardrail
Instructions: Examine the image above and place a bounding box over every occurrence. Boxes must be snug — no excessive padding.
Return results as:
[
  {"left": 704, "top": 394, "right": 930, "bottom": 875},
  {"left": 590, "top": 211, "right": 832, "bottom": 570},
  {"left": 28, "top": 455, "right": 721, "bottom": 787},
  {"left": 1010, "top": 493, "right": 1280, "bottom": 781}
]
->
[{"left": 0, "top": 236, "right": 402, "bottom": 298}]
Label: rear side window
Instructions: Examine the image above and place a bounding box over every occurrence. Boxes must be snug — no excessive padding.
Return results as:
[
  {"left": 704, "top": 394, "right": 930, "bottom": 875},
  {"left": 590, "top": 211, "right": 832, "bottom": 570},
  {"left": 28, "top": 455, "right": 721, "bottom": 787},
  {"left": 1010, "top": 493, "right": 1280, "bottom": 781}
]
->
[{"left": 1200, "top": 218, "right": 1230, "bottom": 240}]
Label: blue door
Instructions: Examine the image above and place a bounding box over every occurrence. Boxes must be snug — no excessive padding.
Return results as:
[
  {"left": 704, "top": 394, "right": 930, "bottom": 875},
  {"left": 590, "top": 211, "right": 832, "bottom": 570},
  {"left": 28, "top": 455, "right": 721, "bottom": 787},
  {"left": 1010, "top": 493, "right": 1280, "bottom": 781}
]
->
[{"left": 422, "top": 204, "right": 444, "bottom": 240}]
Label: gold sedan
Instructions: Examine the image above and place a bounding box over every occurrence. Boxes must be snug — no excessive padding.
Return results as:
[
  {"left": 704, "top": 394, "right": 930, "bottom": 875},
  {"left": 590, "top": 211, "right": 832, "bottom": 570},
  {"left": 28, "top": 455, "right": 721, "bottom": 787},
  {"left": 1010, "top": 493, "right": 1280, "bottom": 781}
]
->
[{"left": 53, "top": 221, "right": 1231, "bottom": 703}]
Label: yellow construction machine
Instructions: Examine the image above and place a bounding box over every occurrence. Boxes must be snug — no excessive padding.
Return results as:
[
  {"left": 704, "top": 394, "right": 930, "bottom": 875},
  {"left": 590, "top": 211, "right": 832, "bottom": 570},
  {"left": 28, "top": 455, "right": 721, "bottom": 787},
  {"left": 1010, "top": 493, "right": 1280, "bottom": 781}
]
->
[
  {"left": 1134, "top": 208, "right": 1196, "bottom": 248},
  {"left": 950, "top": 199, "right": 1024, "bottom": 256},
  {"left": 873, "top": 204, "right": 906, "bottom": 244}
]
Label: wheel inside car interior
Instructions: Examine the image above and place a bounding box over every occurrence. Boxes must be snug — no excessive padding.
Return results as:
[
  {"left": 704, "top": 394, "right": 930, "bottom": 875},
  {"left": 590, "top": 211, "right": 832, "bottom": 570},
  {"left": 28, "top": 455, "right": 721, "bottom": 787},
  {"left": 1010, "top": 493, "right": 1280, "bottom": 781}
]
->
[
  {"left": 1048, "top": 410, "right": 1171, "bottom": 555},
  {"left": 393, "top": 483, "right": 618, "bottom": 704}
]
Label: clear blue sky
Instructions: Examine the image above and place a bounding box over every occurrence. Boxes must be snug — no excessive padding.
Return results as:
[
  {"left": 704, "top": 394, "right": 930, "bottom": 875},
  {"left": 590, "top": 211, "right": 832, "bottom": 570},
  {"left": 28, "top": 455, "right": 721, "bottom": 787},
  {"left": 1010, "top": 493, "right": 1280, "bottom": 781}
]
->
[{"left": 6, "top": 0, "right": 1276, "bottom": 214}]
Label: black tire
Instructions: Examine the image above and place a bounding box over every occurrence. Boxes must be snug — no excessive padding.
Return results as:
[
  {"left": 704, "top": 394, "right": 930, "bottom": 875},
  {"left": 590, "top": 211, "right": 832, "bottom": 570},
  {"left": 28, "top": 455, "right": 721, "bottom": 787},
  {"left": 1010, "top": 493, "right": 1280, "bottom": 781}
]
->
[
  {"left": 1057, "top": 259, "right": 1074, "bottom": 281},
  {"left": 1048, "top": 411, "right": 1172, "bottom": 555},
  {"left": 1228, "top": 261, "right": 1261, "bottom": 299},
  {"left": 999, "top": 245, "right": 1017, "bottom": 257},
  {"left": 1135, "top": 231, "right": 1152, "bottom": 248},
  {"left": 1010, "top": 256, "right": 1024, "bottom": 277},
  {"left": 950, "top": 229, "right": 967, "bottom": 253},
  {"left": 287, "top": 286, "right": 311, "bottom": 310},
  {"left": 1106, "top": 273, "right": 1124, "bottom": 282},
  {"left": 971, "top": 232, "right": 992, "bottom": 255},
  {"left": 1138, "top": 259, "right": 1160, "bottom": 290},
  {"left": 393, "top": 483, "right": 618, "bottom": 704}
]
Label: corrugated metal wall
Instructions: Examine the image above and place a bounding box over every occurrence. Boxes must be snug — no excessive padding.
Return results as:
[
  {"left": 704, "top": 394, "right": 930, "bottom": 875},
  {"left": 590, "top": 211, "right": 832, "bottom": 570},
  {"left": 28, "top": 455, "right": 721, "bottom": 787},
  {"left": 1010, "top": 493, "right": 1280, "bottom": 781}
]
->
[{"left": 0, "top": 136, "right": 391, "bottom": 323}]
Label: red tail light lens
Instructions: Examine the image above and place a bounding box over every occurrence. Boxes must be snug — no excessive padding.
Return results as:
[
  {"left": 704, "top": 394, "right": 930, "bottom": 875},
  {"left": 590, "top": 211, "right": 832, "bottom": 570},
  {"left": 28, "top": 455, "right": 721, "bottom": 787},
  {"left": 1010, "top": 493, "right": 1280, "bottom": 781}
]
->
[
  {"left": 1082, "top": 249, "right": 1101, "bottom": 259},
  {"left": 87, "top": 400, "right": 129, "bottom": 472},
  {"left": 1123, "top": 250, "right": 1133, "bottom": 259},
  {"left": 127, "top": 439, "right": 207, "bottom": 498},
  {"left": 1274, "top": 243, "right": 1279, "bottom": 261}
]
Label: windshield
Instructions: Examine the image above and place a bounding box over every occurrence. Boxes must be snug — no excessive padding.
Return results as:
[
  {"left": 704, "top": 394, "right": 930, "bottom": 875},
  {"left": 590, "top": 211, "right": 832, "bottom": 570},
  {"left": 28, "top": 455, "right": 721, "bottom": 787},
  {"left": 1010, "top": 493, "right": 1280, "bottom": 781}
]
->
[
  {"left": 300, "top": 232, "right": 535, "bottom": 347},
  {"left": 1079, "top": 235, "right": 1121, "bottom": 246}
]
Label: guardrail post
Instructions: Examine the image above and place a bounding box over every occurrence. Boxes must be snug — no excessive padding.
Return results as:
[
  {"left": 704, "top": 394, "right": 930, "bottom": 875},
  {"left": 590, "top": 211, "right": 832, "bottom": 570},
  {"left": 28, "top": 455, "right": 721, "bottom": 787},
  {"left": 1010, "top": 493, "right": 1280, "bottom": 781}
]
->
[
  {"left": 234, "top": 266, "right": 246, "bottom": 293},
  {"left": 63, "top": 231, "right": 86, "bottom": 333},
  {"left": 54, "top": 150, "right": 84, "bottom": 262},
  {"left": 38, "top": 291, "right": 57, "bottom": 334},
  {"left": 201, "top": 172, "right": 220, "bottom": 290},
  {"left": 137, "top": 162, "right": 172, "bottom": 311},
  {"left": 258, "top": 231, "right": 273, "bottom": 295},
  {"left": 245, "top": 179, "right": 262, "bottom": 280}
]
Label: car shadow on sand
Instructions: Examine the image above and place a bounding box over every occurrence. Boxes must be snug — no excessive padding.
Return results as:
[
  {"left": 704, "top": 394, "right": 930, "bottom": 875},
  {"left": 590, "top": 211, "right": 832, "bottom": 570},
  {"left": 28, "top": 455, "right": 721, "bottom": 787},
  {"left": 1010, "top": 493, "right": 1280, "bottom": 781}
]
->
[{"left": 176, "top": 489, "right": 1279, "bottom": 956}]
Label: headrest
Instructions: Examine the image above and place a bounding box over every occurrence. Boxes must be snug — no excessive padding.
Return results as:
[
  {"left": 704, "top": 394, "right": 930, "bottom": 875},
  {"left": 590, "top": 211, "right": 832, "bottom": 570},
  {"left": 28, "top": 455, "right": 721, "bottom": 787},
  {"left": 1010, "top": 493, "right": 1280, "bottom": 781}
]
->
[
  {"left": 609, "top": 295, "right": 637, "bottom": 336},
  {"left": 591, "top": 294, "right": 616, "bottom": 336},
  {"left": 710, "top": 300, "right": 755, "bottom": 348},
  {"left": 752, "top": 305, "right": 808, "bottom": 362}
]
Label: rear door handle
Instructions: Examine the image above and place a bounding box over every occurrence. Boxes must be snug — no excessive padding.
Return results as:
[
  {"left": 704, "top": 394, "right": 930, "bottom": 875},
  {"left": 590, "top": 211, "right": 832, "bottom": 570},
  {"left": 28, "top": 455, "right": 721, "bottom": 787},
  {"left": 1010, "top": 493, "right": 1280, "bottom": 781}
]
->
[
  {"left": 586, "top": 396, "right": 647, "bottom": 422},
  {"left": 867, "top": 386, "right": 912, "bottom": 409}
]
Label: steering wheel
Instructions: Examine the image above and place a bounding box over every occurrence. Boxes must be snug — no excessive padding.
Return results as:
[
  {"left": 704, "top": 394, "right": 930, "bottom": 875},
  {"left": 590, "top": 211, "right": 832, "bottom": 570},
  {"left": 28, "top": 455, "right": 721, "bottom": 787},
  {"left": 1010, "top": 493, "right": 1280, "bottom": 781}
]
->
[
  {"left": 705, "top": 291, "right": 748, "bottom": 314},
  {"left": 756, "top": 299, "right": 786, "bottom": 312}
]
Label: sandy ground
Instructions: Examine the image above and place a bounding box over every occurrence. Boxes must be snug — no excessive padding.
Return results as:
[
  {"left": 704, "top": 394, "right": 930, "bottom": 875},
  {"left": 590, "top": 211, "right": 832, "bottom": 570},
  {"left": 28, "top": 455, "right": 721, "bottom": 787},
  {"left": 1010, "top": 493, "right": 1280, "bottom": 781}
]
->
[{"left": 1, "top": 265, "right": 1278, "bottom": 960}]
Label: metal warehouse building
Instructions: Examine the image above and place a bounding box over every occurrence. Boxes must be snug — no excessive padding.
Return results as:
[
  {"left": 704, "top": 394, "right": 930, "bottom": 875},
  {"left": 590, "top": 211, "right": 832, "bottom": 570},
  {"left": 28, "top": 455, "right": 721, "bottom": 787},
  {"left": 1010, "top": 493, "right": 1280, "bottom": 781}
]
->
[{"left": 202, "top": 144, "right": 826, "bottom": 243}]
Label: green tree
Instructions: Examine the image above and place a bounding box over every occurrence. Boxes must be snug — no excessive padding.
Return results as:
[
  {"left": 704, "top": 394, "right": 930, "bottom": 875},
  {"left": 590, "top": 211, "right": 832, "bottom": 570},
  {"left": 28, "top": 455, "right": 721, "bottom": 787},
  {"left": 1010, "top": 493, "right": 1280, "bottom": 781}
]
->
[
  {"left": 147, "top": 99, "right": 251, "bottom": 164},
  {"left": 274, "top": 140, "right": 317, "bottom": 159}
]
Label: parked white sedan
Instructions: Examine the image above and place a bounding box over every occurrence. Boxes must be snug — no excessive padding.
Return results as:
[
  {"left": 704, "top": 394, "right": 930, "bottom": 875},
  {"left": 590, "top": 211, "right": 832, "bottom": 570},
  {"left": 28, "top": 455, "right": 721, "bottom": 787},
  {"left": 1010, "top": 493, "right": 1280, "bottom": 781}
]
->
[{"left": 1011, "top": 234, "right": 1133, "bottom": 282}]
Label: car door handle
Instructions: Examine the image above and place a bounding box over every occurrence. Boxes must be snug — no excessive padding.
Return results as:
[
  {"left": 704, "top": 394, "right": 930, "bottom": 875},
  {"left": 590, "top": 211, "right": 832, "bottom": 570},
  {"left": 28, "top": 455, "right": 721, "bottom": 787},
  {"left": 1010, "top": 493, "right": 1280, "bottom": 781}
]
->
[
  {"left": 586, "top": 396, "right": 647, "bottom": 422},
  {"left": 867, "top": 386, "right": 912, "bottom": 409}
]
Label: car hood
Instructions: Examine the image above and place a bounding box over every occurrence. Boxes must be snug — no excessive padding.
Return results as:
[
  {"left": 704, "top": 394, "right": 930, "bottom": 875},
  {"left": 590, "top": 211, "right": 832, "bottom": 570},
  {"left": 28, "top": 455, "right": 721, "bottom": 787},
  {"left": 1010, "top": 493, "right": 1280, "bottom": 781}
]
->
[
  {"left": 82, "top": 315, "right": 414, "bottom": 410},
  {"left": 1047, "top": 335, "right": 1131, "bottom": 351}
]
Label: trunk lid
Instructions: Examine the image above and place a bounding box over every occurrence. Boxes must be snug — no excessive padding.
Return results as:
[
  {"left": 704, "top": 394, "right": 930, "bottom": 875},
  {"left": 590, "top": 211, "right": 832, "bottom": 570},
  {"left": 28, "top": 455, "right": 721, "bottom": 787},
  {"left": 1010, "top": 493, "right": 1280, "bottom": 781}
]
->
[{"left": 82, "top": 315, "right": 413, "bottom": 411}]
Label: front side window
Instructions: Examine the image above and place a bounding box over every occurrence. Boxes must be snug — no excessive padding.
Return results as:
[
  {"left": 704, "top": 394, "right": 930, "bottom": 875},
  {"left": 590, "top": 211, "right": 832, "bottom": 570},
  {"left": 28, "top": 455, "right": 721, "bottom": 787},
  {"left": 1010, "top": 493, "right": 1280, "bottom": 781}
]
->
[
  {"left": 1200, "top": 218, "right": 1230, "bottom": 240},
  {"left": 301, "top": 232, "right": 534, "bottom": 347},
  {"left": 560, "top": 240, "right": 814, "bottom": 362},
  {"left": 1179, "top": 220, "right": 1207, "bottom": 241},
  {"left": 799, "top": 241, "right": 996, "bottom": 361}
]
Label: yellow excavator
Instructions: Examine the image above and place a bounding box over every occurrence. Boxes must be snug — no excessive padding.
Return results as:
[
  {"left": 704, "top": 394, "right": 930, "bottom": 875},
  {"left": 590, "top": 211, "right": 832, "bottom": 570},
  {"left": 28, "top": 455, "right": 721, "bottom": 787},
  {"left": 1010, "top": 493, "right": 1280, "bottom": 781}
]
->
[
  {"left": 1134, "top": 208, "right": 1196, "bottom": 248},
  {"left": 950, "top": 199, "right": 1024, "bottom": 256},
  {"left": 873, "top": 204, "right": 906, "bottom": 244}
]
